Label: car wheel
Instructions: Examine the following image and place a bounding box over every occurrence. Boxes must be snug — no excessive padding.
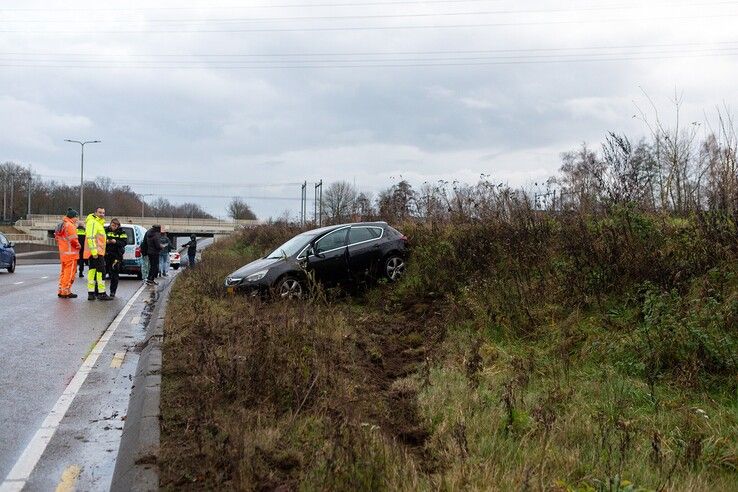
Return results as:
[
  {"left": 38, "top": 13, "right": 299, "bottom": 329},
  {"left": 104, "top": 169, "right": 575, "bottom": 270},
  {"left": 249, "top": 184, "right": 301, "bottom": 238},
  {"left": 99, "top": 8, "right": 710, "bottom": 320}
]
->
[
  {"left": 276, "top": 276, "right": 305, "bottom": 300},
  {"left": 384, "top": 255, "right": 405, "bottom": 282},
  {"left": 173, "top": 265, "right": 180, "bottom": 270},
  {"left": 7, "top": 258, "right": 15, "bottom": 273},
  {"left": 136, "top": 271, "right": 143, "bottom": 280}
]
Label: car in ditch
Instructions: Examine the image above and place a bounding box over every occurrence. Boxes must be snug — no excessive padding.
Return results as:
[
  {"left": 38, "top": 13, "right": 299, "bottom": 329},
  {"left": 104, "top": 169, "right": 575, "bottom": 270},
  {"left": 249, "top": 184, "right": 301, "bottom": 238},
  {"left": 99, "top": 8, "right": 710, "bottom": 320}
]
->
[{"left": 225, "top": 222, "right": 408, "bottom": 298}]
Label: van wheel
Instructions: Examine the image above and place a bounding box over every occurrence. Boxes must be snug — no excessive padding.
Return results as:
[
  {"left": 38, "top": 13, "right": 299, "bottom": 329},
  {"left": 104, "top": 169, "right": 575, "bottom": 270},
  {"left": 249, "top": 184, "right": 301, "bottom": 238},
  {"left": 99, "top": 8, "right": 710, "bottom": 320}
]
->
[
  {"left": 136, "top": 271, "right": 143, "bottom": 280},
  {"left": 384, "top": 255, "right": 405, "bottom": 282},
  {"left": 276, "top": 276, "right": 305, "bottom": 300},
  {"left": 7, "top": 258, "right": 15, "bottom": 273}
]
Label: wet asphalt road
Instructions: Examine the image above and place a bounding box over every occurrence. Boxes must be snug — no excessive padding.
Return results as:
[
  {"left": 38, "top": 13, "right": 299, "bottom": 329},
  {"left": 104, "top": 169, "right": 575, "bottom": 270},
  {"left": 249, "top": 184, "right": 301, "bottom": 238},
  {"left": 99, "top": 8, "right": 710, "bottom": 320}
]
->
[{"left": 0, "top": 262, "right": 143, "bottom": 480}]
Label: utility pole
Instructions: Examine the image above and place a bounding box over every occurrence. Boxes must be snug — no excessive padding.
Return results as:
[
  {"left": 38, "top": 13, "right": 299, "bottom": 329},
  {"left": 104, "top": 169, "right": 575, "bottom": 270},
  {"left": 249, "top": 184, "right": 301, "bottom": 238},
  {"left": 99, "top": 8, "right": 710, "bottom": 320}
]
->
[
  {"left": 65, "top": 139, "right": 101, "bottom": 215},
  {"left": 314, "top": 180, "right": 323, "bottom": 227},
  {"left": 300, "top": 181, "right": 307, "bottom": 226},
  {"left": 9, "top": 176, "right": 14, "bottom": 221},
  {"left": 2, "top": 179, "right": 6, "bottom": 221},
  {"left": 27, "top": 167, "right": 32, "bottom": 218}
]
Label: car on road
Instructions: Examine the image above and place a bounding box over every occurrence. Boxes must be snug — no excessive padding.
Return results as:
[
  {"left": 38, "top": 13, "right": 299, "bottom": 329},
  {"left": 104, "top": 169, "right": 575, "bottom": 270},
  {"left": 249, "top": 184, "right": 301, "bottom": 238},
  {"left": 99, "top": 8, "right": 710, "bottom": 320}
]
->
[
  {"left": 120, "top": 224, "right": 148, "bottom": 279},
  {"left": 169, "top": 250, "right": 181, "bottom": 269},
  {"left": 225, "top": 222, "right": 408, "bottom": 298},
  {"left": 0, "top": 233, "right": 16, "bottom": 273}
]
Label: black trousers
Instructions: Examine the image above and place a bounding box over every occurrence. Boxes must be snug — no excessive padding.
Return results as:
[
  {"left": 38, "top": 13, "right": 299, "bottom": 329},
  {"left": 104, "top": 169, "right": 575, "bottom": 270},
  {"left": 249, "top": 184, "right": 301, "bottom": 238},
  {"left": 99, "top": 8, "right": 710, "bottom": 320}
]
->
[
  {"left": 147, "top": 253, "right": 160, "bottom": 281},
  {"left": 106, "top": 256, "right": 121, "bottom": 294},
  {"left": 78, "top": 239, "right": 86, "bottom": 274}
]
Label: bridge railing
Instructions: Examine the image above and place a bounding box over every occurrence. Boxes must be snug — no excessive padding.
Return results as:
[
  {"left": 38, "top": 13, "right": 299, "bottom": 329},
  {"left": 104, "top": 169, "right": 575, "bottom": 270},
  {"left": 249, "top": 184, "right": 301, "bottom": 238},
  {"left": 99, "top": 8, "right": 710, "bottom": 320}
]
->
[{"left": 17, "top": 215, "right": 260, "bottom": 229}]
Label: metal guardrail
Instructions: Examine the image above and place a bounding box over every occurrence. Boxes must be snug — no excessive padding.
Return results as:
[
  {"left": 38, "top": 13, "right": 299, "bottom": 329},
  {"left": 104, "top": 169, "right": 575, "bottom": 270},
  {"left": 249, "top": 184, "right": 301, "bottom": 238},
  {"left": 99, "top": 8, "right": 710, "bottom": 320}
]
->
[{"left": 6, "top": 234, "right": 54, "bottom": 244}]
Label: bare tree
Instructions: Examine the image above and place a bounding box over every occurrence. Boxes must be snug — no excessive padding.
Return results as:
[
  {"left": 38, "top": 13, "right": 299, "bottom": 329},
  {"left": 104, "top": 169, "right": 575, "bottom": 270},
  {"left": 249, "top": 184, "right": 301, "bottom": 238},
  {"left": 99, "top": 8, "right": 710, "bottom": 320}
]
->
[
  {"left": 322, "top": 181, "right": 357, "bottom": 223},
  {"left": 227, "top": 197, "right": 257, "bottom": 220}
]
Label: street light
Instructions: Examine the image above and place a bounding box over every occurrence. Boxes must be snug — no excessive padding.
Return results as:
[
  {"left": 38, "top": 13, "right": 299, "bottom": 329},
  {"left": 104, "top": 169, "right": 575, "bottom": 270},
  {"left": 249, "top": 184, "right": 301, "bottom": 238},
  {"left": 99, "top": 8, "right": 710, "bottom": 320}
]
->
[
  {"left": 138, "top": 193, "right": 155, "bottom": 218},
  {"left": 64, "top": 139, "right": 101, "bottom": 216}
]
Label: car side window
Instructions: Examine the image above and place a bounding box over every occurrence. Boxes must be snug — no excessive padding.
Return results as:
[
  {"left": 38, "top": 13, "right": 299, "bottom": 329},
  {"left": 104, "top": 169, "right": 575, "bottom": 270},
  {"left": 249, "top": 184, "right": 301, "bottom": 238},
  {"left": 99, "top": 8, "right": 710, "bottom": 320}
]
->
[
  {"left": 315, "top": 228, "right": 348, "bottom": 253},
  {"left": 0, "top": 234, "right": 7, "bottom": 247},
  {"left": 349, "top": 227, "right": 376, "bottom": 245}
]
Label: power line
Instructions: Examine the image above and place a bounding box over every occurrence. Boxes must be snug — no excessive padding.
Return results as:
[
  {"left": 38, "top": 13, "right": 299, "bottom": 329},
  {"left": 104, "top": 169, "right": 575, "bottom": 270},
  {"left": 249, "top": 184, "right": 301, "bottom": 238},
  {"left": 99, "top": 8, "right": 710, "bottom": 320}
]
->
[
  {"left": 4, "top": 45, "right": 738, "bottom": 64},
  {"left": 5, "top": 2, "right": 735, "bottom": 23},
  {"left": 37, "top": 174, "right": 306, "bottom": 188},
  {"left": 0, "top": 0, "right": 505, "bottom": 12},
  {"left": 2, "top": 12, "right": 737, "bottom": 33},
  {"left": 5, "top": 40, "right": 738, "bottom": 58},
  {"left": 4, "top": 50, "right": 738, "bottom": 69}
]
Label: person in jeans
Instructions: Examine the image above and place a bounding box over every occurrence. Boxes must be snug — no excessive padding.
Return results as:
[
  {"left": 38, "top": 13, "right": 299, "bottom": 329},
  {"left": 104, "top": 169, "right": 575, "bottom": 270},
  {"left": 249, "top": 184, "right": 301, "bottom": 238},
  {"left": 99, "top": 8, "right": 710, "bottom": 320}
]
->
[
  {"left": 159, "top": 230, "right": 171, "bottom": 277},
  {"left": 145, "top": 224, "right": 163, "bottom": 285}
]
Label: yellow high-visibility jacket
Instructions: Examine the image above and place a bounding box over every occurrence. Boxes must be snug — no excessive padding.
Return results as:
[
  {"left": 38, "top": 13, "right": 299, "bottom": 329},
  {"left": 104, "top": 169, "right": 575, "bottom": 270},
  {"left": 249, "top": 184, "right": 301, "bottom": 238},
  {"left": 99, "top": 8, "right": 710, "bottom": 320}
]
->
[{"left": 83, "top": 213, "right": 106, "bottom": 259}]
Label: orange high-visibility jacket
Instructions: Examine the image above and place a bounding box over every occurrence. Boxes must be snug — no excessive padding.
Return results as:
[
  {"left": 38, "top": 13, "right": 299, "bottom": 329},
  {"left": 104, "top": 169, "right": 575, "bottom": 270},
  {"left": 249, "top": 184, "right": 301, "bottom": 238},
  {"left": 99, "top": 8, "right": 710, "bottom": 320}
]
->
[
  {"left": 55, "top": 216, "right": 81, "bottom": 260},
  {"left": 83, "top": 213, "right": 106, "bottom": 259}
]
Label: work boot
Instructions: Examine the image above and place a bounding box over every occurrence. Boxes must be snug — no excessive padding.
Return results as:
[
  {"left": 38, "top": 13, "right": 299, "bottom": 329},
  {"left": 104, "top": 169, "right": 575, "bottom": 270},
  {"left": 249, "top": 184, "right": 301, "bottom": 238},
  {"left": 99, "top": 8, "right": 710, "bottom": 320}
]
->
[
  {"left": 88, "top": 293, "right": 96, "bottom": 301},
  {"left": 79, "top": 272, "right": 84, "bottom": 278},
  {"left": 58, "top": 293, "right": 64, "bottom": 298},
  {"left": 67, "top": 293, "right": 78, "bottom": 299},
  {"left": 109, "top": 292, "right": 116, "bottom": 298},
  {"left": 97, "top": 293, "right": 113, "bottom": 301}
]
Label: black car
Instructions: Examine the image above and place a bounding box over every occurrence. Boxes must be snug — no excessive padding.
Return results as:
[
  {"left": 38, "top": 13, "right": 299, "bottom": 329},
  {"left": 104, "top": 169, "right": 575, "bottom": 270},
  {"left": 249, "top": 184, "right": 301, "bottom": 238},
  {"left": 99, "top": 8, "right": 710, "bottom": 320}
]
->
[
  {"left": 0, "top": 233, "right": 16, "bottom": 273},
  {"left": 225, "top": 222, "right": 408, "bottom": 298}
]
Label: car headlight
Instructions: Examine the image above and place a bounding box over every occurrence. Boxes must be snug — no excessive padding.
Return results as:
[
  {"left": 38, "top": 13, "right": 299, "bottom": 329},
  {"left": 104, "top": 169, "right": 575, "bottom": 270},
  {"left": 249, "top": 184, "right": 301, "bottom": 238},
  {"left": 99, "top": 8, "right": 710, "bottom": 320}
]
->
[
  {"left": 246, "top": 270, "right": 269, "bottom": 282},
  {"left": 225, "top": 277, "right": 242, "bottom": 286}
]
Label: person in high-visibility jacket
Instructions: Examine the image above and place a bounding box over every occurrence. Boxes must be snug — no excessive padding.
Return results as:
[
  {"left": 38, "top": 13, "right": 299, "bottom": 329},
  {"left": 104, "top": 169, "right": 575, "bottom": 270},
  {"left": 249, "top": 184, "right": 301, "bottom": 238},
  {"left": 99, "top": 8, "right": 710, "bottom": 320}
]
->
[
  {"left": 54, "top": 208, "right": 81, "bottom": 298},
  {"left": 83, "top": 207, "right": 113, "bottom": 301}
]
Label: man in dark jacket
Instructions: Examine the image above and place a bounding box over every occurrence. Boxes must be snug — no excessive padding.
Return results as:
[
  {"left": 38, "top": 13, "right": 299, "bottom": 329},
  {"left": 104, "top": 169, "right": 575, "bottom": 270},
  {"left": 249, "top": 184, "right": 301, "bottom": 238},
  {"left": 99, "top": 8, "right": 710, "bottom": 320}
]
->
[
  {"left": 105, "top": 218, "right": 127, "bottom": 297},
  {"left": 182, "top": 234, "right": 197, "bottom": 267},
  {"left": 145, "top": 224, "right": 163, "bottom": 285}
]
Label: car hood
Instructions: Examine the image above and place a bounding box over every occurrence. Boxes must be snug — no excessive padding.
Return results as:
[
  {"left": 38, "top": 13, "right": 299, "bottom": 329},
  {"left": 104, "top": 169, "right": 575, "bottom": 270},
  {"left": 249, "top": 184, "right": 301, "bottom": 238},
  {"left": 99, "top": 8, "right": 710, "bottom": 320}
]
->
[{"left": 228, "top": 257, "right": 282, "bottom": 279}]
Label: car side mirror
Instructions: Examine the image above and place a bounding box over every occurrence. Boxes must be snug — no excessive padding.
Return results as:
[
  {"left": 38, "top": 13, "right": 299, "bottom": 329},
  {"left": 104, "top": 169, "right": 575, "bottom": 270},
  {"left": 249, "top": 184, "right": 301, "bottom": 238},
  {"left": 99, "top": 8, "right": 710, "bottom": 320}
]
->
[
  {"left": 7, "top": 242, "right": 14, "bottom": 248},
  {"left": 309, "top": 244, "right": 324, "bottom": 259}
]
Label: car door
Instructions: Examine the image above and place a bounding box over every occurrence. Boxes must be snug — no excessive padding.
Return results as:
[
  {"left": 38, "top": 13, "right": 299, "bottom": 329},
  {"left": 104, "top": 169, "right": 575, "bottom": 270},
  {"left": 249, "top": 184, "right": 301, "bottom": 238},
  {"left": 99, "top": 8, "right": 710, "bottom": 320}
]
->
[
  {"left": 347, "top": 226, "right": 383, "bottom": 278},
  {"left": 307, "top": 227, "right": 349, "bottom": 285},
  {"left": 0, "top": 234, "right": 9, "bottom": 267}
]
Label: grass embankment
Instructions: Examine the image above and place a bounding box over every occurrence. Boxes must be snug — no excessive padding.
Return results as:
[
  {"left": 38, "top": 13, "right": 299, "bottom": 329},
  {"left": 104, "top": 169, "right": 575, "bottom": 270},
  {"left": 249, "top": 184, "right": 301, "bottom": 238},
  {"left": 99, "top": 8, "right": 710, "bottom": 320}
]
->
[{"left": 161, "top": 211, "right": 738, "bottom": 491}]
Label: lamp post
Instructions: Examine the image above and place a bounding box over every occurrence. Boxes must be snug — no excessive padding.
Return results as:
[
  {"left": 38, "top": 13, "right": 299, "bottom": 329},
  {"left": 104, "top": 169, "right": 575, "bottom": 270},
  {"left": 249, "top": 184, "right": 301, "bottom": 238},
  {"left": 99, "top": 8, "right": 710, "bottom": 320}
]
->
[
  {"left": 139, "top": 193, "right": 155, "bottom": 219},
  {"left": 64, "top": 139, "right": 101, "bottom": 215}
]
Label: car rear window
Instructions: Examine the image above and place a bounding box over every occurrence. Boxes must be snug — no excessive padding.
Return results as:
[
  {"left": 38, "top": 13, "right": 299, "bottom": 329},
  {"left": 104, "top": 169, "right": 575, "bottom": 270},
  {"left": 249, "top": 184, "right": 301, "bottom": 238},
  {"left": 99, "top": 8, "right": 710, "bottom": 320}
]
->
[{"left": 121, "top": 227, "right": 136, "bottom": 244}]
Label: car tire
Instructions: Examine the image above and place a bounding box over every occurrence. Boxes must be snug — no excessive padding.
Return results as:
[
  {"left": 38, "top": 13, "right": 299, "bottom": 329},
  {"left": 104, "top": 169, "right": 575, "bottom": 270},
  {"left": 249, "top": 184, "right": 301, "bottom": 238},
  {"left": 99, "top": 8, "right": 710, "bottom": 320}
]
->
[
  {"left": 7, "top": 258, "right": 15, "bottom": 273},
  {"left": 136, "top": 271, "right": 143, "bottom": 280},
  {"left": 275, "top": 276, "right": 305, "bottom": 300},
  {"left": 383, "top": 254, "right": 405, "bottom": 282},
  {"left": 173, "top": 265, "right": 180, "bottom": 270}
]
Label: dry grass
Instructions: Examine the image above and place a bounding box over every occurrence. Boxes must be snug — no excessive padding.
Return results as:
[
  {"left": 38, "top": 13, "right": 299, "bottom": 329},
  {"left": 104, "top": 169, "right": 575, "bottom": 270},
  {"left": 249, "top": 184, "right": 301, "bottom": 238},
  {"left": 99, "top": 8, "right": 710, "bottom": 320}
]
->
[{"left": 160, "top": 216, "right": 738, "bottom": 491}]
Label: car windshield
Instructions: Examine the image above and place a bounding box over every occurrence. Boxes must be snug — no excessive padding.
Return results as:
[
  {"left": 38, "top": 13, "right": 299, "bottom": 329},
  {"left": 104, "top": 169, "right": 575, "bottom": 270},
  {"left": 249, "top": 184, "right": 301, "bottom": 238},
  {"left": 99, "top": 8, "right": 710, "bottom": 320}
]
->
[{"left": 266, "top": 233, "right": 317, "bottom": 259}]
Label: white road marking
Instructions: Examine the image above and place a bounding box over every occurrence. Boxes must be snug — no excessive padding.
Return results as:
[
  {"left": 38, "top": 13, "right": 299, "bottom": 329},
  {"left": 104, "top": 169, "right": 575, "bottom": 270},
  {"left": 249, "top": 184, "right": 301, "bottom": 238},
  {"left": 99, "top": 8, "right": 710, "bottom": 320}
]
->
[
  {"left": 13, "top": 282, "right": 23, "bottom": 285},
  {"left": 0, "top": 284, "right": 147, "bottom": 492},
  {"left": 41, "top": 276, "right": 49, "bottom": 279},
  {"left": 130, "top": 316, "right": 140, "bottom": 325}
]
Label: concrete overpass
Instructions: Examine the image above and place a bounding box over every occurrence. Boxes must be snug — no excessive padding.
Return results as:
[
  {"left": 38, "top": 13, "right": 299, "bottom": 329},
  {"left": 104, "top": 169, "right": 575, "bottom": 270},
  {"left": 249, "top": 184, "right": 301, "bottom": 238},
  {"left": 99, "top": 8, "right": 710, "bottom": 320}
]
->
[{"left": 14, "top": 214, "right": 260, "bottom": 243}]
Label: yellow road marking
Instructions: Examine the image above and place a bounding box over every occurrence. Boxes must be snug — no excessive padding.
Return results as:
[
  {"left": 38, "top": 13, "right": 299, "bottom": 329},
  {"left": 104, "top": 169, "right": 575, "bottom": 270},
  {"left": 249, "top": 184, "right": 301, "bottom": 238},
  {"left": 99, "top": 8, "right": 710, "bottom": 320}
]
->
[
  {"left": 55, "top": 465, "right": 81, "bottom": 492},
  {"left": 110, "top": 352, "right": 125, "bottom": 368}
]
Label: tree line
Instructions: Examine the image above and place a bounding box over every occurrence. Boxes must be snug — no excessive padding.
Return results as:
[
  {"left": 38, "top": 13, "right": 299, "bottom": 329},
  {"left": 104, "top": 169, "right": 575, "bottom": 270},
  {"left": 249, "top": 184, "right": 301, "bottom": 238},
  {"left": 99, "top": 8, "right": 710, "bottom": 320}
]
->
[
  {"left": 317, "top": 104, "right": 738, "bottom": 224},
  {"left": 0, "top": 163, "right": 258, "bottom": 222}
]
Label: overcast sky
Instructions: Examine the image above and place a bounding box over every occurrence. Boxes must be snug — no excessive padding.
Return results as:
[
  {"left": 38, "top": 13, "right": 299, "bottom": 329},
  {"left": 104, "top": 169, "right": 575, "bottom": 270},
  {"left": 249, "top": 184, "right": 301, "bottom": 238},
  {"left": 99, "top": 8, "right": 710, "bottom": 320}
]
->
[{"left": 2, "top": 0, "right": 737, "bottom": 219}]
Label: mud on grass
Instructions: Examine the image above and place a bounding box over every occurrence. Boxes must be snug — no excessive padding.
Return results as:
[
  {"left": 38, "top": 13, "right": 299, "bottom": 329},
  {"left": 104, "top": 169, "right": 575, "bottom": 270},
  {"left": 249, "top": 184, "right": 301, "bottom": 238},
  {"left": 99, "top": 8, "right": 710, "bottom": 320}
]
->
[{"left": 160, "top": 254, "right": 445, "bottom": 490}]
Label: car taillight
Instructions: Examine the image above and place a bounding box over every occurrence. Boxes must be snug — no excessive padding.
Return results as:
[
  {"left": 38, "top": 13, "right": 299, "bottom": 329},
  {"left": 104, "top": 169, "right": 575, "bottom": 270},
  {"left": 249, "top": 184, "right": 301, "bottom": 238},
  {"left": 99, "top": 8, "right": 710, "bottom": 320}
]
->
[
  {"left": 400, "top": 235, "right": 408, "bottom": 242},
  {"left": 174, "top": 253, "right": 180, "bottom": 259},
  {"left": 135, "top": 246, "right": 141, "bottom": 258}
]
